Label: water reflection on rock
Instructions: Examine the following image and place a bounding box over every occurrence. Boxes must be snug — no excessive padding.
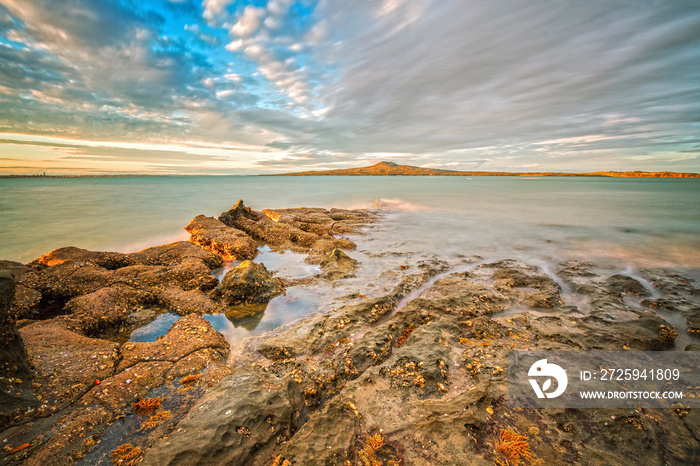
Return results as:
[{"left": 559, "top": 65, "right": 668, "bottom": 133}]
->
[
  {"left": 204, "top": 287, "right": 321, "bottom": 345},
  {"left": 223, "top": 302, "right": 267, "bottom": 330}
]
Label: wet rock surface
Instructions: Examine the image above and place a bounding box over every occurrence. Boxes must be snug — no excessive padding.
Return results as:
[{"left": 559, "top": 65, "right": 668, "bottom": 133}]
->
[
  {"left": 0, "top": 271, "right": 38, "bottom": 427},
  {"left": 63, "top": 285, "right": 153, "bottom": 338},
  {"left": 319, "top": 248, "right": 359, "bottom": 280},
  {"left": 0, "top": 202, "right": 376, "bottom": 465},
  {"left": 133, "top": 259, "right": 698, "bottom": 466},
  {"left": 185, "top": 215, "right": 258, "bottom": 260},
  {"left": 217, "top": 201, "right": 371, "bottom": 260},
  {"left": 0, "top": 315, "right": 230, "bottom": 465},
  {"left": 213, "top": 261, "right": 285, "bottom": 305},
  {"left": 1, "top": 204, "right": 698, "bottom": 465},
  {"left": 142, "top": 366, "right": 293, "bottom": 465},
  {"left": 6, "top": 242, "right": 224, "bottom": 326}
]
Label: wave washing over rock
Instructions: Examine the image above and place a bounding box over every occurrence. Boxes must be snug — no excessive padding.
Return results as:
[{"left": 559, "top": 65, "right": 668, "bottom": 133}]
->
[{"left": 0, "top": 201, "right": 699, "bottom": 465}]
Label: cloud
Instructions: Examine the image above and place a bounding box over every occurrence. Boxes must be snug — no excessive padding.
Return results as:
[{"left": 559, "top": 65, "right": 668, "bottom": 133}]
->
[
  {"left": 230, "top": 6, "right": 265, "bottom": 38},
  {"left": 184, "top": 24, "right": 220, "bottom": 46},
  {"left": 0, "top": 0, "right": 255, "bottom": 145},
  {"left": 1, "top": 0, "right": 700, "bottom": 174},
  {"left": 282, "top": 0, "right": 700, "bottom": 171},
  {"left": 267, "top": 0, "right": 293, "bottom": 17},
  {"left": 202, "top": 0, "right": 233, "bottom": 22},
  {"left": 222, "top": 3, "right": 322, "bottom": 107},
  {"left": 2, "top": 0, "right": 156, "bottom": 49}
]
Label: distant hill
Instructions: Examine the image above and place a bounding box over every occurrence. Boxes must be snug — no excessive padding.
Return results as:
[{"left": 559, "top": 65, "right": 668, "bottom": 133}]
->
[{"left": 267, "top": 161, "right": 699, "bottom": 178}]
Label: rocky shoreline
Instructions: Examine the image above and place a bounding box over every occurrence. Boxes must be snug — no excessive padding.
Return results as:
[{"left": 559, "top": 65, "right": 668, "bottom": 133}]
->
[{"left": 1, "top": 201, "right": 699, "bottom": 465}]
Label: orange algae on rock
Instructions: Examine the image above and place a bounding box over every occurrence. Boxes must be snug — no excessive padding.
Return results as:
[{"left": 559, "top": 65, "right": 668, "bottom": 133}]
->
[
  {"left": 8, "top": 443, "right": 30, "bottom": 454},
  {"left": 395, "top": 327, "right": 414, "bottom": 347},
  {"left": 180, "top": 374, "right": 203, "bottom": 385},
  {"left": 110, "top": 443, "right": 142, "bottom": 465},
  {"left": 494, "top": 429, "right": 535, "bottom": 465},
  {"left": 357, "top": 433, "right": 402, "bottom": 465},
  {"left": 270, "top": 455, "right": 291, "bottom": 466},
  {"left": 138, "top": 410, "right": 172, "bottom": 431},
  {"left": 366, "top": 433, "right": 385, "bottom": 451},
  {"left": 131, "top": 397, "right": 162, "bottom": 415}
]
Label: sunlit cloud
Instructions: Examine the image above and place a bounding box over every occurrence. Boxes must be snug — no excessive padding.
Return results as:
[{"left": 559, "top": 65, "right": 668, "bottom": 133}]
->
[{"left": 0, "top": 0, "right": 698, "bottom": 174}]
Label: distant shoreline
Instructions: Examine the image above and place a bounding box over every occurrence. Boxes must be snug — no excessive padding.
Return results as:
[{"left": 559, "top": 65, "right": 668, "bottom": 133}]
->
[
  {"left": 2, "top": 165, "right": 699, "bottom": 179},
  {"left": 263, "top": 161, "right": 700, "bottom": 178},
  {"left": 0, "top": 174, "right": 203, "bottom": 179},
  {"left": 264, "top": 172, "right": 700, "bottom": 178}
]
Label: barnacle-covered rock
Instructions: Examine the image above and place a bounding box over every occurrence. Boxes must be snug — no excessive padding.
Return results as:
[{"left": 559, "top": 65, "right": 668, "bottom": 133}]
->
[
  {"left": 0, "top": 270, "right": 38, "bottom": 426},
  {"left": 213, "top": 260, "right": 284, "bottom": 305},
  {"left": 185, "top": 215, "right": 258, "bottom": 260},
  {"left": 142, "top": 366, "right": 293, "bottom": 465}
]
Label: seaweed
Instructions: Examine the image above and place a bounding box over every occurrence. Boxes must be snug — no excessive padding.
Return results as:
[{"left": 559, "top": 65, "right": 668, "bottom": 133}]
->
[
  {"left": 132, "top": 397, "right": 162, "bottom": 415},
  {"left": 138, "top": 410, "right": 172, "bottom": 431},
  {"left": 180, "top": 374, "right": 204, "bottom": 385},
  {"left": 110, "top": 443, "right": 142, "bottom": 465},
  {"left": 494, "top": 429, "right": 534, "bottom": 466},
  {"left": 395, "top": 327, "right": 415, "bottom": 347},
  {"left": 357, "top": 433, "right": 402, "bottom": 466},
  {"left": 270, "top": 455, "right": 291, "bottom": 466}
]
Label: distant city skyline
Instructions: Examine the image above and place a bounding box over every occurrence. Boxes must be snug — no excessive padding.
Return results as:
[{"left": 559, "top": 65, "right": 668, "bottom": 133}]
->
[{"left": 1, "top": 0, "right": 699, "bottom": 175}]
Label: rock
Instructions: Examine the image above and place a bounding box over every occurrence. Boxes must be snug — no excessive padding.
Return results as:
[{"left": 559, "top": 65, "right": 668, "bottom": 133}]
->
[
  {"left": 82, "top": 314, "right": 229, "bottom": 411},
  {"left": 604, "top": 274, "right": 651, "bottom": 297},
  {"left": 13, "top": 284, "right": 42, "bottom": 320},
  {"left": 111, "top": 261, "right": 219, "bottom": 292},
  {"left": 8, "top": 203, "right": 699, "bottom": 465},
  {"left": 142, "top": 366, "right": 293, "bottom": 465},
  {"left": 261, "top": 208, "right": 285, "bottom": 222},
  {"left": 13, "top": 405, "right": 115, "bottom": 465},
  {"left": 0, "top": 270, "right": 38, "bottom": 426},
  {"left": 18, "top": 319, "right": 119, "bottom": 414},
  {"left": 220, "top": 201, "right": 317, "bottom": 250},
  {"left": 129, "top": 241, "right": 223, "bottom": 269},
  {"left": 18, "top": 243, "right": 221, "bottom": 319},
  {"left": 684, "top": 344, "right": 700, "bottom": 351},
  {"left": 0, "top": 260, "right": 30, "bottom": 275},
  {"left": 274, "top": 396, "right": 360, "bottom": 465},
  {"left": 0, "top": 261, "right": 42, "bottom": 319},
  {"left": 305, "top": 238, "right": 356, "bottom": 264},
  {"left": 157, "top": 287, "right": 224, "bottom": 315},
  {"left": 419, "top": 274, "right": 506, "bottom": 314},
  {"left": 0, "top": 203, "right": 381, "bottom": 463},
  {"left": 258, "top": 268, "right": 442, "bottom": 359},
  {"left": 271, "top": 206, "right": 375, "bottom": 236},
  {"left": 218, "top": 201, "right": 368, "bottom": 257},
  {"left": 214, "top": 261, "right": 284, "bottom": 305},
  {"left": 490, "top": 261, "right": 562, "bottom": 308},
  {"left": 0, "top": 313, "right": 232, "bottom": 465},
  {"left": 219, "top": 199, "right": 265, "bottom": 223},
  {"left": 555, "top": 260, "right": 598, "bottom": 278},
  {"left": 319, "top": 248, "right": 359, "bottom": 280},
  {"left": 185, "top": 215, "right": 258, "bottom": 260},
  {"left": 30, "top": 246, "right": 132, "bottom": 270},
  {"left": 234, "top": 261, "right": 698, "bottom": 465},
  {"left": 34, "top": 261, "right": 112, "bottom": 301},
  {"left": 1, "top": 242, "right": 225, "bottom": 346},
  {"left": 117, "top": 314, "right": 228, "bottom": 372},
  {"left": 63, "top": 285, "right": 152, "bottom": 337},
  {"left": 224, "top": 302, "right": 267, "bottom": 323}
]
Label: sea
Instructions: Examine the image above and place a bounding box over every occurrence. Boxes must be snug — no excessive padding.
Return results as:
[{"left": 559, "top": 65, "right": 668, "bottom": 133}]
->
[{"left": 1, "top": 176, "right": 699, "bottom": 345}]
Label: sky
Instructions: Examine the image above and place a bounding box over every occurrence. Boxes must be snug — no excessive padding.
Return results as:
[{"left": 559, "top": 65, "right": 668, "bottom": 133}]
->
[{"left": 0, "top": 0, "right": 699, "bottom": 175}]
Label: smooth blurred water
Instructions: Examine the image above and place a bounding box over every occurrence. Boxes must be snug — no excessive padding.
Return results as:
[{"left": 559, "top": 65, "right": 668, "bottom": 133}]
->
[
  {"left": 3, "top": 176, "right": 698, "bottom": 346},
  {"left": 1, "top": 176, "right": 698, "bottom": 267}
]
